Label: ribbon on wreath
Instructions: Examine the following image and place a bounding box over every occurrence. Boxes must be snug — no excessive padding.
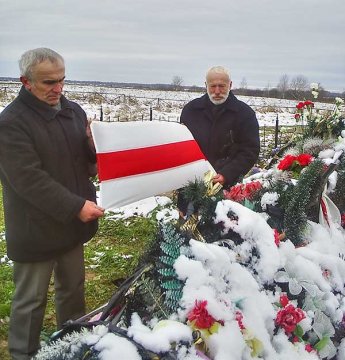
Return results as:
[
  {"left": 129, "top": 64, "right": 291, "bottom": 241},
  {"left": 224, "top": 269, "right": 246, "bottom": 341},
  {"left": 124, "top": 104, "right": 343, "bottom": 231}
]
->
[{"left": 319, "top": 185, "right": 341, "bottom": 227}]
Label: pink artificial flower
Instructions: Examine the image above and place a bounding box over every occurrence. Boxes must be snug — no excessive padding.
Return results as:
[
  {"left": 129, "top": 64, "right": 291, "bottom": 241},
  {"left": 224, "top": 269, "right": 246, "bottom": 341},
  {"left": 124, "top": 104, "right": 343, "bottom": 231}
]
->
[
  {"left": 292, "top": 336, "right": 300, "bottom": 343},
  {"left": 235, "top": 310, "right": 245, "bottom": 330},
  {"left": 305, "top": 344, "right": 315, "bottom": 353}
]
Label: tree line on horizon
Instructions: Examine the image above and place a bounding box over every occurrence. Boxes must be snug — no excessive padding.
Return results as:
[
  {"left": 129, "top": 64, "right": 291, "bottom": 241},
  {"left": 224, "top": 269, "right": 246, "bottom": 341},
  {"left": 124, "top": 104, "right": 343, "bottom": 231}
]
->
[
  {"left": 1, "top": 73, "right": 344, "bottom": 103},
  {"left": 171, "top": 74, "right": 344, "bottom": 103}
]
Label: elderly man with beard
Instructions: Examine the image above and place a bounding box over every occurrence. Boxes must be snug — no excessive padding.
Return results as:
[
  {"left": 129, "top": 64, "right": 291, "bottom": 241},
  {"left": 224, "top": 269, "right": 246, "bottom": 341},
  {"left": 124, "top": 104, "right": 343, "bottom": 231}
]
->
[
  {"left": 178, "top": 66, "right": 260, "bottom": 216},
  {"left": 181, "top": 66, "right": 260, "bottom": 186}
]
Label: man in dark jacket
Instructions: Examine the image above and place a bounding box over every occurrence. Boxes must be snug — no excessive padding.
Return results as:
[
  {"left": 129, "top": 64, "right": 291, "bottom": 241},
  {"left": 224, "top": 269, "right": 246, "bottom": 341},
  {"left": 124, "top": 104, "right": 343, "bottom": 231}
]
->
[
  {"left": 179, "top": 66, "right": 260, "bottom": 215},
  {"left": 181, "top": 66, "right": 260, "bottom": 187},
  {"left": 0, "top": 48, "right": 104, "bottom": 359}
]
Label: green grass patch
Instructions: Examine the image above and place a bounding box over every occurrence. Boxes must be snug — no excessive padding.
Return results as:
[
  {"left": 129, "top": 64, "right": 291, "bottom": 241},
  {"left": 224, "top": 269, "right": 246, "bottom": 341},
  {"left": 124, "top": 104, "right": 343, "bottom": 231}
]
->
[{"left": 0, "top": 184, "right": 158, "bottom": 358}]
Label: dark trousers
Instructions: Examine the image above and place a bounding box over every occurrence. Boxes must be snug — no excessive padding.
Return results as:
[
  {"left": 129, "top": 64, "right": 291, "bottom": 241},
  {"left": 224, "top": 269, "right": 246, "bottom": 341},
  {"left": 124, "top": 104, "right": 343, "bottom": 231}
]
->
[{"left": 8, "top": 243, "right": 85, "bottom": 360}]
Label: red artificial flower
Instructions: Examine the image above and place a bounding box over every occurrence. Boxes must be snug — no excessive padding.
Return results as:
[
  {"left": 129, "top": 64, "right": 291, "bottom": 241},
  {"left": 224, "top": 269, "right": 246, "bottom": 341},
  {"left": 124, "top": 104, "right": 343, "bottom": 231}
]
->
[
  {"left": 292, "top": 336, "right": 300, "bottom": 343},
  {"left": 275, "top": 304, "right": 305, "bottom": 334},
  {"left": 224, "top": 181, "right": 262, "bottom": 203},
  {"left": 274, "top": 229, "right": 281, "bottom": 247},
  {"left": 294, "top": 113, "right": 301, "bottom": 120},
  {"left": 279, "top": 294, "right": 289, "bottom": 307},
  {"left": 296, "top": 100, "right": 314, "bottom": 110},
  {"left": 224, "top": 184, "right": 245, "bottom": 202},
  {"left": 303, "top": 100, "right": 314, "bottom": 107},
  {"left": 242, "top": 181, "right": 262, "bottom": 199},
  {"left": 187, "top": 300, "right": 216, "bottom": 329},
  {"left": 277, "top": 153, "right": 313, "bottom": 172},
  {"left": 296, "top": 153, "right": 313, "bottom": 166},
  {"left": 305, "top": 344, "right": 315, "bottom": 353},
  {"left": 277, "top": 154, "right": 297, "bottom": 171},
  {"left": 296, "top": 102, "right": 305, "bottom": 110}
]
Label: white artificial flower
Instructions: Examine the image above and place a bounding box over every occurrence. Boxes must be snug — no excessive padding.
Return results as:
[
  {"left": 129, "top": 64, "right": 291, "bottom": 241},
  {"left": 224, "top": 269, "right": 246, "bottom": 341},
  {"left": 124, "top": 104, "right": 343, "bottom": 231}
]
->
[
  {"left": 312, "top": 90, "right": 319, "bottom": 99},
  {"left": 335, "top": 97, "right": 344, "bottom": 105},
  {"left": 260, "top": 192, "right": 279, "bottom": 210},
  {"left": 310, "top": 83, "right": 319, "bottom": 90}
]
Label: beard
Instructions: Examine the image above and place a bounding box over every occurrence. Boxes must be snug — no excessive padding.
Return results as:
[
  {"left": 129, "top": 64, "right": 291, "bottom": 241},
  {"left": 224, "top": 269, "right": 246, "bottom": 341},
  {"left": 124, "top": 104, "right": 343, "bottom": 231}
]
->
[{"left": 207, "top": 88, "right": 230, "bottom": 105}]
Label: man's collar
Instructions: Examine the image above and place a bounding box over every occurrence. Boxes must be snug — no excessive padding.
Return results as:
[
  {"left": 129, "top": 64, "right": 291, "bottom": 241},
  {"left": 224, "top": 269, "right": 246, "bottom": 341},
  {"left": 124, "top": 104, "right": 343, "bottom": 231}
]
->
[{"left": 19, "top": 86, "right": 71, "bottom": 121}]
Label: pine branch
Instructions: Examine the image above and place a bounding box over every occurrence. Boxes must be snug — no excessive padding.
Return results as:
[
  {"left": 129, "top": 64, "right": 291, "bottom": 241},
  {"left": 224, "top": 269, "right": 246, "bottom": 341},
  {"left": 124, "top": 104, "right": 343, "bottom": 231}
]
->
[{"left": 284, "top": 159, "right": 324, "bottom": 245}]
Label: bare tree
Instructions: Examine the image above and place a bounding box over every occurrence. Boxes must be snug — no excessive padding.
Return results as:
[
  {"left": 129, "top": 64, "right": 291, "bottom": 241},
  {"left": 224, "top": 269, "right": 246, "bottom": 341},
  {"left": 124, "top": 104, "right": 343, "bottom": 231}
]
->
[
  {"left": 239, "top": 77, "right": 247, "bottom": 89},
  {"left": 290, "top": 75, "right": 309, "bottom": 99},
  {"left": 277, "top": 74, "right": 289, "bottom": 99},
  {"left": 264, "top": 82, "right": 271, "bottom": 98},
  {"left": 238, "top": 77, "right": 248, "bottom": 95},
  {"left": 171, "top": 76, "right": 183, "bottom": 90}
]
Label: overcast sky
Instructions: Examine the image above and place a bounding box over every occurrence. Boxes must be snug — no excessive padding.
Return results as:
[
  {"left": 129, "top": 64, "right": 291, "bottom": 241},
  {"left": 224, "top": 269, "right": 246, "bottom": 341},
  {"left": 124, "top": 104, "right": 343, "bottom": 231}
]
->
[{"left": 1, "top": 0, "right": 344, "bottom": 92}]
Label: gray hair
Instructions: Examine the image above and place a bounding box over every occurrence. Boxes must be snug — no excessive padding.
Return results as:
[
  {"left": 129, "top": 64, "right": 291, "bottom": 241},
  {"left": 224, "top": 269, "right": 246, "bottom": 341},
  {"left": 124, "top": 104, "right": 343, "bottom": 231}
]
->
[
  {"left": 206, "top": 66, "right": 231, "bottom": 83},
  {"left": 19, "top": 48, "right": 64, "bottom": 80}
]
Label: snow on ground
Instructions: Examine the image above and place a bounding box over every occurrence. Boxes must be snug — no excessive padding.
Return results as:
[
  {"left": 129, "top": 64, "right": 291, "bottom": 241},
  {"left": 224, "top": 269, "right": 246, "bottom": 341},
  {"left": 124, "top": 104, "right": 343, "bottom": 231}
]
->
[{"left": 0, "top": 81, "right": 339, "bottom": 126}]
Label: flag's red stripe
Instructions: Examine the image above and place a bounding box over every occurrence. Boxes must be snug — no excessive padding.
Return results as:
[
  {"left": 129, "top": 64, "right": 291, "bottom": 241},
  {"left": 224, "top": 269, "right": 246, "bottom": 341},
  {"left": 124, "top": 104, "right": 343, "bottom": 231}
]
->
[{"left": 97, "top": 140, "right": 206, "bottom": 181}]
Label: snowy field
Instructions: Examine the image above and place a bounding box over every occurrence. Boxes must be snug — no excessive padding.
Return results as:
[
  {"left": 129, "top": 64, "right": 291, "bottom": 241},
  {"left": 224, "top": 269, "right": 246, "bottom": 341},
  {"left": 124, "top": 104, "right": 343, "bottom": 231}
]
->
[{"left": 0, "top": 81, "right": 338, "bottom": 127}]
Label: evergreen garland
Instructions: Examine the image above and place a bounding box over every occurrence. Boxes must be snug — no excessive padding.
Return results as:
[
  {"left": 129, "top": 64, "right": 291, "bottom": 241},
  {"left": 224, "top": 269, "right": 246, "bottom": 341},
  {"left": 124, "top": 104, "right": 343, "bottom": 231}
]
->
[
  {"left": 180, "top": 178, "right": 224, "bottom": 242},
  {"left": 180, "top": 179, "right": 208, "bottom": 211},
  {"left": 124, "top": 273, "right": 169, "bottom": 325},
  {"left": 284, "top": 159, "right": 325, "bottom": 245},
  {"left": 157, "top": 222, "right": 187, "bottom": 312},
  {"left": 121, "top": 222, "right": 188, "bottom": 323},
  {"left": 34, "top": 329, "right": 99, "bottom": 360}
]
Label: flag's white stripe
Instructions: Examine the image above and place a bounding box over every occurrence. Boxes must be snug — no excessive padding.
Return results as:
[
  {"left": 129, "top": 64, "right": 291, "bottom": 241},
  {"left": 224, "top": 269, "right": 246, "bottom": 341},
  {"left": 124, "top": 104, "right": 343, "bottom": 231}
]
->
[
  {"left": 91, "top": 121, "right": 194, "bottom": 153},
  {"left": 99, "top": 160, "right": 212, "bottom": 209}
]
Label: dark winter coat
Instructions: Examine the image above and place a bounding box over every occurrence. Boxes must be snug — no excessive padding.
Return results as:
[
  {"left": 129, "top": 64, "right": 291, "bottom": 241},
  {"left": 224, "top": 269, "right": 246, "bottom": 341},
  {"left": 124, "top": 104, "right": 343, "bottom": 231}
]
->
[
  {"left": 180, "top": 92, "right": 260, "bottom": 187},
  {"left": 0, "top": 87, "right": 98, "bottom": 262}
]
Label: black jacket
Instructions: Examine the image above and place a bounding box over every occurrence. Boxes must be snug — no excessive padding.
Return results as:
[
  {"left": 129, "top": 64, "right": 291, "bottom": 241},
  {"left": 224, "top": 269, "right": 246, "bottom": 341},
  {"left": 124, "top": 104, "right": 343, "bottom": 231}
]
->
[
  {"left": 0, "top": 87, "right": 98, "bottom": 262},
  {"left": 180, "top": 92, "right": 260, "bottom": 187}
]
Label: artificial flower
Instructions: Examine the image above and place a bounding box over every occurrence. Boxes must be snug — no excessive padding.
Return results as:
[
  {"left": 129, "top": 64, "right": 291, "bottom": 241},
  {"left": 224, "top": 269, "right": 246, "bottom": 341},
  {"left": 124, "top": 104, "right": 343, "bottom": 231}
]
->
[
  {"left": 224, "top": 181, "right": 262, "bottom": 202},
  {"left": 275, "top": 304, "right": 305, "bottom": 334},
  {"left": 277, "top": 153, "right": 313, "bottom": 173},
  {"left": 305, "top": 343, "right": 315, "bottom": 353},
  {"left": 277, "top": 154, "right": 297, "bottom": 171},
  {"left": 187, "top": 300, "right": 216, "bottom": 329},
  {"left": 235, "top": 310, "right": 245, "bottom": 330},
  {"left": 279, "top": 294, "right": 289, "bottom": 307},
  {"left": 274, "top": 229, "right": 281, "bottom": 246},
  {"left": 295, "top": 153, "right": 313, "bottom": 166}
]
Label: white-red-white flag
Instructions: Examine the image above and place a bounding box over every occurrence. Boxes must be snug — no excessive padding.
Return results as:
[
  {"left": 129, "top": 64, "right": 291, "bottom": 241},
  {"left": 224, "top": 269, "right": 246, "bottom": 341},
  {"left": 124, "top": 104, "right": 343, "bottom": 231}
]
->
[{"left": 91, "top": 121, "right": 213, "bottom": 209}]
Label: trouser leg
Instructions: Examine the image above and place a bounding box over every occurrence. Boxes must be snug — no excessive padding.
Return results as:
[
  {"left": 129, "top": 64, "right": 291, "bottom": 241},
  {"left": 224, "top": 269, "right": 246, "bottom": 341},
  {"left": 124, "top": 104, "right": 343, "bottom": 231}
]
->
[
  {"left": 8, "top": 260, "right": 54, "bottom": 360},
  {"left": 54, "top": 243, "right": 86, "bottom": 329}
]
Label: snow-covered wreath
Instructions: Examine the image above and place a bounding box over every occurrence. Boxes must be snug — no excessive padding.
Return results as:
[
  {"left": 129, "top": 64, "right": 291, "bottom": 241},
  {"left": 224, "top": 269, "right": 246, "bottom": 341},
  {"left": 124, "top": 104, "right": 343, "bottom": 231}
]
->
[{"left": 35, "top": 93, "right": 345, "bottom": 360}]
